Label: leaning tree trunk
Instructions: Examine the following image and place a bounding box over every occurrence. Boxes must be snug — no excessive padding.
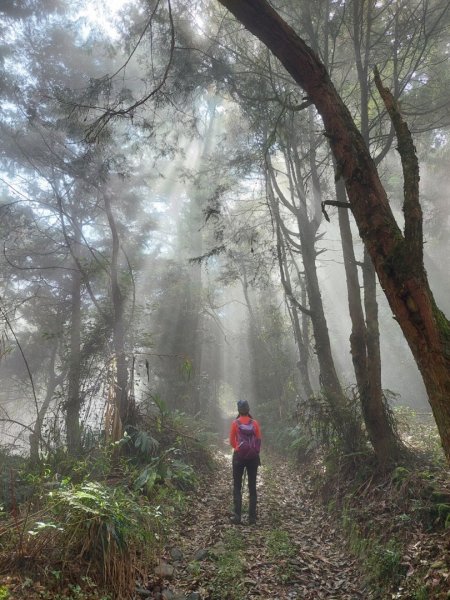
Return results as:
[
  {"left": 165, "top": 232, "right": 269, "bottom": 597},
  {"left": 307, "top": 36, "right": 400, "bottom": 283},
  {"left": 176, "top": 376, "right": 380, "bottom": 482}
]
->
[
  {"left": 217, "top": 0, "right": 450, "bottom": 462},
  {"left": 297, "top": 208, "right": 345, "bottom": 409}
]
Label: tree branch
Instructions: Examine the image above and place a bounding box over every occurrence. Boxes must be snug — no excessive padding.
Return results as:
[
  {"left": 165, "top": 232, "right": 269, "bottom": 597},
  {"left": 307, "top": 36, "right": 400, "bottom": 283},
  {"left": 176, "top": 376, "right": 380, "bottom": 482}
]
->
[{"left": 373, "top": 66, "right": 422, "bottom": 263}]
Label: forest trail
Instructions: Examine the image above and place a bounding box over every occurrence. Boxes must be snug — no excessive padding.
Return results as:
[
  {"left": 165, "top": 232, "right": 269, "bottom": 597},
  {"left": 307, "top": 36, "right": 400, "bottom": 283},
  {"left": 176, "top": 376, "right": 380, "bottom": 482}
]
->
[{"left": 145, "top": 451, "right": 368, "bottom": 600}]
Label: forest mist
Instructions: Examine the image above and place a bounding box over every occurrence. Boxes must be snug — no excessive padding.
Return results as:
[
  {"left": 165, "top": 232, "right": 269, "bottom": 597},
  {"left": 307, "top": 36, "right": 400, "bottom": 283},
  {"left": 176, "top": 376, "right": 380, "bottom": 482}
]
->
[{"left": 0, "top": 0, "right": 449, "bottom": 461}]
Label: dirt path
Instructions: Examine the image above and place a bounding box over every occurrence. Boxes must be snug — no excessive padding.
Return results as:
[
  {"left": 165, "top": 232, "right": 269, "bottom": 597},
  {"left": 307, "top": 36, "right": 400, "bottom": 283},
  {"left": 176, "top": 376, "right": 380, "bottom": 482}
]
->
[{"left": 145, "top": 451, "right": 369, "bottom": 599}]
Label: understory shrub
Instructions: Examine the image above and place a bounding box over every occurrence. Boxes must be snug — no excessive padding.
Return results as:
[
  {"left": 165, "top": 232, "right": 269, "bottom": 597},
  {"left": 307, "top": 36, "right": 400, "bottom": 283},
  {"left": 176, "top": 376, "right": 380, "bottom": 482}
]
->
[
  {"left": 283, "top": 387, "right": 369, "bottom": 466},
  {"left": 7, "top": 481, "right": 162, "bottom": 598},
  {"left": 0, "top": 401, "right": 213, "bottom": 599}
]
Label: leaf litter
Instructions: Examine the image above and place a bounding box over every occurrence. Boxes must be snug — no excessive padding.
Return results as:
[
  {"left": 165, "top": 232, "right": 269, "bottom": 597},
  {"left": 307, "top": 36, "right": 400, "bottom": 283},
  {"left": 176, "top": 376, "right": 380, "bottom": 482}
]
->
[{"left": 143, "top": 451, "right": 368, "bottom": 599}]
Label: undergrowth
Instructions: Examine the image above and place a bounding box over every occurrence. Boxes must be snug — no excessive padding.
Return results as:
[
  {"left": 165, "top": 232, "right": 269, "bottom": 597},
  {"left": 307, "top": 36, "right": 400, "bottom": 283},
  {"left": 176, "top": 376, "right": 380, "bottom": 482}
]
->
[
  {"left": 0, "top": 403, "right": 213, "bottom": 599},
  {"left": 315, "top": 408, "right": 450, "bottom": 599}
]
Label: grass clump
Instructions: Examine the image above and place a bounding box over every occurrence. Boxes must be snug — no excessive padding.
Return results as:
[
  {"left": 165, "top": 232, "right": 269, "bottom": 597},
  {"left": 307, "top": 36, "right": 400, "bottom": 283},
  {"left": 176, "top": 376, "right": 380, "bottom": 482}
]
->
[
  {"left": 266, "top": 529, "right": 296, "bottom": 584},
  {"left": 212, "top": 553, "right": 245, "bottom": 599},
  {"left": 266, "top": 529, "right": 295, "bottom": 559},
  {"left": 7, "top": 481, "right": 162, "bottom": 598},
  {"left": 209, "top": 529, "right": 246, "bottom": 600}
]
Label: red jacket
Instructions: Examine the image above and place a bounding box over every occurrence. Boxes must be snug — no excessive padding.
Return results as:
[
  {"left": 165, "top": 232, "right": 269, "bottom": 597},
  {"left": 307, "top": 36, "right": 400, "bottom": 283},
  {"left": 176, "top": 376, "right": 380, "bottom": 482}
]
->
[{"left": 229, "top": 415, "right": 262, "bottom": 450}]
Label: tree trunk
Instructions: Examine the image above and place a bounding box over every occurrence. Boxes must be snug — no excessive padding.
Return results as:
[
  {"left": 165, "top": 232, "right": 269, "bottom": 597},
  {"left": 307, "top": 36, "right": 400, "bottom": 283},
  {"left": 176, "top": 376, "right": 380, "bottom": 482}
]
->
[
  {"left": 104, "top": 195, "right": 131, "bottom": 428},
  {"left": 336, "top": 177, "right": 400, "bottom": 463},
  {"left": 352, "top": 0, "right": 398, "bottom": 462},
  {"left": 30, "top": 343, "right": 61, "bottom": 463},
  {"left": 267, "top": 156, "right": 357, "bottom": 445},
  {"left": 217, "top": 0, "right": 450, "bottom": 462},
  {"left": 66, "top": 233, "right": 82, "bottom": 455},
  {"left": 297, "top": 210, "right": 343, "bottom": 409},
  {"left": 273, "top": 199, "right": 314, "bottom": 398}
]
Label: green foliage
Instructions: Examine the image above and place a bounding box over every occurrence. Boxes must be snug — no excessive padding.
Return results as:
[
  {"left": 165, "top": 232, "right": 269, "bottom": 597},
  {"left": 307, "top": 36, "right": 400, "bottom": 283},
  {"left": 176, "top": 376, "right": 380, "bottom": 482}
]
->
[
  {"left": 0, "top": 585, "right": 9, "bottom": 600},
  {"left": 23, "top": 576, "right": 112, "bottom": 600},
  {"left": 389, "top": 466, "right": 450, "bottom": 529},
  {"left": 266, "top": 529, "right": 295, "bottom": 559},
  {"left": 265, "top": 528, "right": 296, "bottom": 583},
  {"left": 51, "top": 480, "right": 160, "bottom": 548},
  {"left": 1, "top": 404, "right": 211, "bottom": 598},
  {"left": 133, "top": 448, "right": 197, "bottom": 494},
  {"left": 366, "top": 539, "right": 403, "bottom": 584},
  {"left": 393, "top": 406, "right": 444, "bottom": 464},
  {"left": 413, "top": 586, "right": 429, "bottom": 600},
  {"left": 133, "top": 430, "right": 160, "bottom": 457},
  {"left": 206, "top": 529, "right": 248, "bottom": 599},
  {"left": 222, "top": 528, "right": 244, "bottom": 552},
  {"left": 19, "top": 481, "right": 163, "bottom": 597},
  {"left": 293, "top": 388, "right": 369, "bottom": 462},
  {"left": 392, "top": 465, "right": 411, "bottom": 485},
  {"left": 0, "top": 451, "right": 31, "bottom": 509},
  {"left": 212, "top": 552, "right": 245, "bottom": 599},
  {"left": 285, "top": 423, "right": 319, "bottom": 461},
  {"left": 180, "top": 357, "right": 193, "bottom": 381},
  {"left": 342, "top": 508, "right": 404, "bottom": 586},
  {"left": 120, "top": 427, "right": 160, "bottom": 460}
]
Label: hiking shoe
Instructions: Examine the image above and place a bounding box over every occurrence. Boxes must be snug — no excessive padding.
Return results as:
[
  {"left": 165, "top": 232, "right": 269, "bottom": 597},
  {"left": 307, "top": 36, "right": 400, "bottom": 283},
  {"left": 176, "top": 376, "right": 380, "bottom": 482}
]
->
[
  {"left": 229, "top": 515, "right": 241, "bottom": 525},
  {"left": 248, "top": 517, "right": 256, "bottom": 525}
]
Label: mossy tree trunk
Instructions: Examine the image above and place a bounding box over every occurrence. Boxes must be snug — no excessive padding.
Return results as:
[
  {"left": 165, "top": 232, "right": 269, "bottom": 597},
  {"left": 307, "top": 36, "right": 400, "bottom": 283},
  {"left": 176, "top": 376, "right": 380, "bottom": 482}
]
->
[{"left": 217, "top": 0, "right": 450, "bottom": 462}]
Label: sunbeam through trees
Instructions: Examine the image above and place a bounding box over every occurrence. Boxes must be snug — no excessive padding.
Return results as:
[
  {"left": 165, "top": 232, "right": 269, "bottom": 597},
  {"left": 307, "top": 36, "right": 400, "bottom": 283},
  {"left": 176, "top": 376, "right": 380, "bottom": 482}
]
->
[{"left": 0, "top": 1, "right": 449, "bottom": 598}]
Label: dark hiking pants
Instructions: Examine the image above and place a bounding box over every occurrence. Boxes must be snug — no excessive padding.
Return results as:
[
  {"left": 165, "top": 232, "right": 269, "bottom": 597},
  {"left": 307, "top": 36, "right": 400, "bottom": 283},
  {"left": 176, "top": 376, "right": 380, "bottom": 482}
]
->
[{"left": 232, "top": 453, "right": 259, "bottom": 522}]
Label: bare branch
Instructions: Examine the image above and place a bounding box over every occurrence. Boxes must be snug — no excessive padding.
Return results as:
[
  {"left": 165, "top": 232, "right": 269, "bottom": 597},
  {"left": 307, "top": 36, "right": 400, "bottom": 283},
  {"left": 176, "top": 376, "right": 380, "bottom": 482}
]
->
[
  {"left": 374, "top": 67, "right": 422, "bottom": 262},
  {"left": 85, "top": 0, "right": 175, "bottom": 142}
]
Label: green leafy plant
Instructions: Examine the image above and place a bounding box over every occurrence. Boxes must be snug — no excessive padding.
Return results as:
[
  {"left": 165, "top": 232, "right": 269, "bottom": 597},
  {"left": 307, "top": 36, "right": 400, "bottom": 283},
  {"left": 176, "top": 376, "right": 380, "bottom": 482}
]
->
[
  {"left": 133, "top": 449, "right": 196, "bottom": 494},
  {"left": 133, "top": 430, "right": 159, "bottom": 456},
  {"left": 187, "top": 560, "right": 202, "bottom": 577}
]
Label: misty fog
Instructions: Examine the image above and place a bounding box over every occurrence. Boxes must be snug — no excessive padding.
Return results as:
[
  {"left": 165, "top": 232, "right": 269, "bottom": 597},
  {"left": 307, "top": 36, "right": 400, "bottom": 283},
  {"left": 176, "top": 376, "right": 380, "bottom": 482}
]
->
[{"left": 0, "top": 0, "right": 449, "bottom": 457}]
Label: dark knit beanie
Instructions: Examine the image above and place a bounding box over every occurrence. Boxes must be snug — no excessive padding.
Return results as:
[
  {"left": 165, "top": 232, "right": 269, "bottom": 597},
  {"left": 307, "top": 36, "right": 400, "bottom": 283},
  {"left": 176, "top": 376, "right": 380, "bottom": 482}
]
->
[{"left": 237, "top": 399, "right": 250, "bottom": 414}]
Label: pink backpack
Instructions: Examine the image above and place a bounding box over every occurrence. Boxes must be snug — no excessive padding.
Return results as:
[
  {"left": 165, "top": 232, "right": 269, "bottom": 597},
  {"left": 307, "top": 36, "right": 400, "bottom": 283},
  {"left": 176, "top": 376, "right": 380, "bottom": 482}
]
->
[{"left": 235, "top": 418, "right": 260, "bottom": 460}]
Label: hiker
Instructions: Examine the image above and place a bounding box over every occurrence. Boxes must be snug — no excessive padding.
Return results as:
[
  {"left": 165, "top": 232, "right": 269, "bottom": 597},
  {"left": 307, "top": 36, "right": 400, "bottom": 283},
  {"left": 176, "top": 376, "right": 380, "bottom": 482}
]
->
[{"left": 229, "top": 399, "right": 262, "bottom": 525}]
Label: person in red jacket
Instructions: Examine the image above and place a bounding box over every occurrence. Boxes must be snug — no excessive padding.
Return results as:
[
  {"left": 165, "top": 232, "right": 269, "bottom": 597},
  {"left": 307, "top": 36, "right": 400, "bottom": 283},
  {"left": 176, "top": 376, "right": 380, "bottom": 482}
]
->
[{"left": 229, "top": 399, "right": 262, "bottom": 525}]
